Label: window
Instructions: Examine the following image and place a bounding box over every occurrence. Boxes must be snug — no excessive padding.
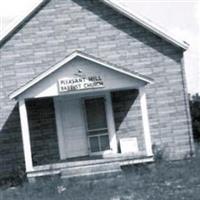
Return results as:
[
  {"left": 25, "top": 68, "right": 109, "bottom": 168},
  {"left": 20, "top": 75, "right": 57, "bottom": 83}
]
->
[{"left": 84, "top": 97, "right": 110, "bottom": 153}]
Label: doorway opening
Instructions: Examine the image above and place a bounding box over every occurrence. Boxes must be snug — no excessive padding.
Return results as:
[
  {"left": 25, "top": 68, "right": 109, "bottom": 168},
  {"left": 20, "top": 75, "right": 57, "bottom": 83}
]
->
[{"left": 84, "top": 97, "right": 110, "bottom": 154}]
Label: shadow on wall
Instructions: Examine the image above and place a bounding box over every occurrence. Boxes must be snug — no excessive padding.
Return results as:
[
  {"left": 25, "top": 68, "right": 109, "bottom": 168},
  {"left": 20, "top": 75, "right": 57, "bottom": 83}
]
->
[
  {"left": 111, "top": 89, "right": 142, "bottom": 152},
  {"left": 0, "top": 98, "right": 60, "bottom": 179},
  {"left": 72, "top": 0, "right": 183, "bottom": 64},
  {"left": 0, "top": 103, "right": 25, "bottom": 179},
  {"left": 26, "top": 97, "right": 59, "bottom": 166},
  {"left": 112, "top": 89, "right": 139, "bottom": 132}
]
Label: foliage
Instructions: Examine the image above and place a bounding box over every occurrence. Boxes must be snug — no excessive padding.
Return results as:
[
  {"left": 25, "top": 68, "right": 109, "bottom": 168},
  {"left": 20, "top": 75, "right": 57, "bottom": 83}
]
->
[
  {"left": 189, "top": 93, "right": 200, "bottom": 141},
  {"left": 0, "top": 165, "right": 26, "bottom": 188},
  {"left": 152, "top": 144, "right": 165, "bottom": 163}
]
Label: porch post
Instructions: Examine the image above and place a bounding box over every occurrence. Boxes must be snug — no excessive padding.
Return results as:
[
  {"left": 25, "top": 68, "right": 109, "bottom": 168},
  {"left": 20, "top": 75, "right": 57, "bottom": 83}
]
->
[
  {"left": 105, "top": 92, "right": 118, "bottom": 153},
  {"left": 139, "top": 88, "right": 153, "bottom": 156},
  {"left": 19, "top": 99, "right": 33, "bottom": 172}
]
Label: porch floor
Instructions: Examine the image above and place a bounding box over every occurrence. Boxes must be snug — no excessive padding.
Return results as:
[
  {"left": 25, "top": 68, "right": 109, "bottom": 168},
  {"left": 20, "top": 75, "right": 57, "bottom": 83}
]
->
[{"left": 27, "top": 153, "right": 154, "bottom": 179}]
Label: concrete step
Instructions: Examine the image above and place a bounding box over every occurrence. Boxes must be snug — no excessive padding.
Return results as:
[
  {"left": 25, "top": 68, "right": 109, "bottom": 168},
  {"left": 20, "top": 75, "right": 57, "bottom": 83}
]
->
[
  {"left": 61, "top": 162, "right": 122, "bottom": 179},
  {"left": 63, "top": 171, "right": 123, "bottom": 184}
]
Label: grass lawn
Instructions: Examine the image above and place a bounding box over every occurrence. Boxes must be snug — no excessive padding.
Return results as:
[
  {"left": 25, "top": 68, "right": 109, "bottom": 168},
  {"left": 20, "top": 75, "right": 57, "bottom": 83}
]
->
[{"left": 0, "top": 146, "right": 200, "bottom": 200}]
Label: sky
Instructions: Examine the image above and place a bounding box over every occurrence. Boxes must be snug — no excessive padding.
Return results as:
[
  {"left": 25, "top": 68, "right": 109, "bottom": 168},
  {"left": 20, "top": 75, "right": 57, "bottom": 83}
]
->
[{"left": 0, "top": 0, "right": 199, "bottom": 94}]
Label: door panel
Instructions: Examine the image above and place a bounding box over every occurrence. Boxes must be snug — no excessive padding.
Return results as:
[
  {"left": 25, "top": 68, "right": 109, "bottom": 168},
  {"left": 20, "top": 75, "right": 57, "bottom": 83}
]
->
[{"left": 61, "top": 97, "right": 88, "bottom": 158}]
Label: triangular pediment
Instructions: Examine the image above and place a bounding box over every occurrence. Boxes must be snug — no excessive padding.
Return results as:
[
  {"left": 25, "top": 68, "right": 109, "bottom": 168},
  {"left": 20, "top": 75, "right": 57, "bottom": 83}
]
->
[{"left": 9, "top": 51, "right": 153, "bottom": 100}]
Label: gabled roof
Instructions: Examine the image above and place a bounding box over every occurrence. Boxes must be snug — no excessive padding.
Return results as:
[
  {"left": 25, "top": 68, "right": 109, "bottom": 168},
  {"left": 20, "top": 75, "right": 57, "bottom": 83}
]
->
[
  {"left": 0, "top": 0, "right": 189, "bottom": 50},
  {"left": 9, "top": 50, "right": 153, "bottom": 99}
]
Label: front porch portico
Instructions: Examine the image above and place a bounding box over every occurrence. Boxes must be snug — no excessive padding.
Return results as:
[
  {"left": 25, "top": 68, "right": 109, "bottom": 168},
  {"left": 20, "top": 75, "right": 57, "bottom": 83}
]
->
[{"left": 9, "top": 51, "right": 154, "bottom": 179}]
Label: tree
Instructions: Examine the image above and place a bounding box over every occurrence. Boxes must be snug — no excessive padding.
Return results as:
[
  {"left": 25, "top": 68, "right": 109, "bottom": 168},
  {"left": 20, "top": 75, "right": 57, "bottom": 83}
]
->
[{"left": 189, "top": 93, "right": 200, "bottom": 141}]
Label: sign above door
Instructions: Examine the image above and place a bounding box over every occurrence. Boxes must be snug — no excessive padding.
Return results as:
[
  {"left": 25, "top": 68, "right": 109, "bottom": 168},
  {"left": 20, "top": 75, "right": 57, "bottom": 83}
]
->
[{"left": 58, "top": 76, "right": 104, "bottom": 92}]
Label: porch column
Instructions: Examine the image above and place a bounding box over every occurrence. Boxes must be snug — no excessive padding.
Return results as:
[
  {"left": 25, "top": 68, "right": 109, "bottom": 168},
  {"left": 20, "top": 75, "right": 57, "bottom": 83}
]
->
[
  {"left": 19, "top": 99, "right": 33, "bottom": 172},
  {"left": 105, "top": 92, "right": 118, "bottom": 153},
  {"left": 139, "top": 88, "right": 153, "bottom": 156}
]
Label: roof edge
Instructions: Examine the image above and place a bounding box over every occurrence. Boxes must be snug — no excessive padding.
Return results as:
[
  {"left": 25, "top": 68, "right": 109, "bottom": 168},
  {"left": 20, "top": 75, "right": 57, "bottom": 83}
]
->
[
  {"left": 9, "top": 50, "right": 153, "bottom": 100},
  {"left": 101, "top": 0, "right": 189, "bottom": 50},
  {"left": 1, "top": 0, "right": 189, "bottom": 50},
  {"left": 0, "top": 0, "right": 48, "bottom": 44}
]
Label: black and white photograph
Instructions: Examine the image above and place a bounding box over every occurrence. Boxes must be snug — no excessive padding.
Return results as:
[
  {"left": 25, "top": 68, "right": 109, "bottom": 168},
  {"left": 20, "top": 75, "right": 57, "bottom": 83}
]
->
[{"left": 0, "top": 0, "right": 199, "bottom": 199}]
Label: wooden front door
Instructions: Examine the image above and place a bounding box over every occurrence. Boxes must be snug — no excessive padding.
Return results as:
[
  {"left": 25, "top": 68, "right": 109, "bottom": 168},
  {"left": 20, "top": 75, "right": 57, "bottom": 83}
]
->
[{"left": 60, "top": 97, "right": 88, "bottom": 159}]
